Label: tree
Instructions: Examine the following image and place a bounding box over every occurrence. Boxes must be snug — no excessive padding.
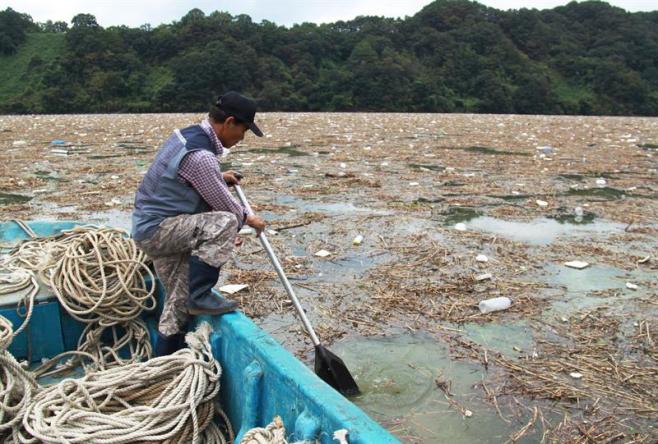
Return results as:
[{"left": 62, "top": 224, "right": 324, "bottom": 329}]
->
[{"left": 0, "top": 8, "right": 35, "bottom": 54}]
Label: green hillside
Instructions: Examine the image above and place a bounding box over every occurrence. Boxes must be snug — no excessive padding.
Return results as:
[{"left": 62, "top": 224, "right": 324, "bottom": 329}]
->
[
  {"left": 0, "top": 1, "right": 657, "bottom": 115},
  {"left": 0, "top": 33, "right": 65, "bottom": 104}
]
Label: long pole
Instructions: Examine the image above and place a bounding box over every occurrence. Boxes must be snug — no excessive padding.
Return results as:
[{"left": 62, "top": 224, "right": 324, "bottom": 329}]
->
[{"left": 234, "top": 185, "right": 321, "bottom": 346}]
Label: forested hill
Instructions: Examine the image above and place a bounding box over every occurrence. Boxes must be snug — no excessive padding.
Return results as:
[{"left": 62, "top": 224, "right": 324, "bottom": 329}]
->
[{"left": 1, "top": 0, "right": 657, "bottom": 115}]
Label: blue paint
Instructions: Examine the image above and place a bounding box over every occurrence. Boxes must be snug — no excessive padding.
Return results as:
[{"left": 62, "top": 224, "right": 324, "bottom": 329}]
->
[
  {"left": 0, "top": 221, "right": 401, "bottom": 444},
  {"left": 1, "top": 301, "right": 64, "bottom": 361}
]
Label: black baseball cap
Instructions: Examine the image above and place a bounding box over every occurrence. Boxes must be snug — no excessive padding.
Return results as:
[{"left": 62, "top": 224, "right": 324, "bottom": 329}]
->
[{"left": 216, "top": 92, "right": 263, "bottom": 137}]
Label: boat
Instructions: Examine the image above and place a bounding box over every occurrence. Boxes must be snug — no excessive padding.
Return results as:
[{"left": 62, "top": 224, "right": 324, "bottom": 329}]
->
[{"left": 0, "top": 220, "right": 401, "bottom": 444}]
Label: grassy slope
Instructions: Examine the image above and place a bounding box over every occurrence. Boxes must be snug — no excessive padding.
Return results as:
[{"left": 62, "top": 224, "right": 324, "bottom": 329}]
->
[{"left": 0, "top": 33, "right": 66, "bottom": 102}]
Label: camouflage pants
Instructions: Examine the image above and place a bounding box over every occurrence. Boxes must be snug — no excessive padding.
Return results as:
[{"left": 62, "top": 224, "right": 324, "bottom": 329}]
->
[{"left": 135, "top": 211, "right": 238, "bottom": 336}]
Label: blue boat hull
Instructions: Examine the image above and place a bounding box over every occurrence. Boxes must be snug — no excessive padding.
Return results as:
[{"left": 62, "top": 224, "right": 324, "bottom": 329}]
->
[{"left": 0, "top": 220, "right": 401, "bottom": 443}]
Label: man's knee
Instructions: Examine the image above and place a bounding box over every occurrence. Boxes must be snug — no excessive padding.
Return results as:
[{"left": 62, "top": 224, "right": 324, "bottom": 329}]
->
[
  {"left": 202, "top": 211, "right": 238, "bottom": 241},
  {"left": 214, "top": 211, "right": 238, "bottom": 233}
]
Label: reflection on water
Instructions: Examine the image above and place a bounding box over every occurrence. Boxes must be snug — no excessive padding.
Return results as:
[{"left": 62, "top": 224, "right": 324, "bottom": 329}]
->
[
  {"left": 0, "top": 192, "right": 33, "bottom": 205},
  {"left": 464, "top": 216, "right": 624, "bottom": 244},
  {"left": 333, "top": 334, "right": 536, "bottom": 444}
]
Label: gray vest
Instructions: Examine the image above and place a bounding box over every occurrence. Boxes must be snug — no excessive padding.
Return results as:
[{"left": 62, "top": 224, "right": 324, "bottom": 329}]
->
[{"left": 132, "top": 125, "right": 215, "bottom": 241}]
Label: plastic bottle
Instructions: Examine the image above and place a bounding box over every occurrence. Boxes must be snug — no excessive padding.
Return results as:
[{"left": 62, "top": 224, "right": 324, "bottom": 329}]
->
[{"left": 478, "top": 297, "right": 512, "bottom": 314}]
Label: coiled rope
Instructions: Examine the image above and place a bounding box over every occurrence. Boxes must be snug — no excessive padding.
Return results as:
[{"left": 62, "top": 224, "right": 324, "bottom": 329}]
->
[
  {"left": 0, "top": 268, "right": 38, "bottom": 339},
  {"left": 0, "top": 315, "right": 38, "bottom": 442},
  {"left": 240, "top": 416, "right": 287, "bottom": 444},
  {"left": 1, "top": 225, "right": 156, "bottom": 371},
  {"left": 15, "top": 322, "right": 224, "bottom": 444},
  {"left": 49, "top": 227, "right": 156, "bottom": 325},
  {"left": 0, "top": 224, "right": 307, "bottom": 444}
]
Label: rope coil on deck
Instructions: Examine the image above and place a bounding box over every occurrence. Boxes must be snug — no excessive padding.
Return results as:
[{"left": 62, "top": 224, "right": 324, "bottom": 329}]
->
[
  {"left": 0, "top": 224, "right": 306, "bottom": 444},
  {"left": 1, "top": 225, "right": 156, "bottom": 371},
  {"left": 239, "top": 416, "right": 288, "bottom": 444},
  {"left": 49, "top": 227, "right": 157, "bottom": 325},
  {"left": 0, "top": 315, "right": 38, "bottom": 442},
  {"left": 15, "top": 322, "right": 225, "bottom": 444}
]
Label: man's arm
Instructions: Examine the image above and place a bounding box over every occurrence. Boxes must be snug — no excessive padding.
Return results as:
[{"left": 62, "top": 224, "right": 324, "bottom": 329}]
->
[{"left": 178, "top": 151, "right": 248, "bottom": 228}]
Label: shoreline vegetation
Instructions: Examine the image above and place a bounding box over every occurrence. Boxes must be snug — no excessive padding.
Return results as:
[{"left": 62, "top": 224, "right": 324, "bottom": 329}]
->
[{"left": 0, "top": 0, "right": 657, "bottom": 116}]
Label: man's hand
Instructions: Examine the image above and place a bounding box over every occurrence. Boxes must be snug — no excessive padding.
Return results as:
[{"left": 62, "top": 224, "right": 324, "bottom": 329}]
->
[
  {"left": 246, "top": 214, "right": 266, "bottom": 234},
  {"left": 222, "top": 170, "right": 242, "bottom": 186}
]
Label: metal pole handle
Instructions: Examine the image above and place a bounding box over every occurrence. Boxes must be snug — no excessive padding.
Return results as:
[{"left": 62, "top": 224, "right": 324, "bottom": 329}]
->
[{"left": 234, "top": 185, "right": 321, "bottom": 346}]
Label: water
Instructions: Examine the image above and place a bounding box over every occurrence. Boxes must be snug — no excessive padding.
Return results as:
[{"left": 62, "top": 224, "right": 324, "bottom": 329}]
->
[
  {"left": 408, "top": 163, "right": 445, "bottom": 172},
  {"left": 83, "top": 209, "right": 132, "bottom": 232},
  {"left": 463, "top": 216, "right": 624, "bottom": 245},
  {"left": 565, "top": 187, "right": 627, "bottom": 200},
  {"left": 246, "top": 145, "right": 309, "bottom": 157},
  {"left": 0, "top": 192, "right": 33, "bottom": 205},
  {"left": 332, "top": 334, "right": 535, "bottom": 444},
  {"left": 447, "top": 146, "right": 530, "bottom": 156},
  {"left": 275, "top": 195, "right": 387, "bottom": 215},
  {"left": 433, "top": 206, "right": 482, "bottom": 225},
  {"left": 459, "top": 322, "right": 534, "bottom": 358},
  {"left": 542, "top": 264, "right": 654, "bottom": 314},
  {"left": 34, "top": 171, "right": 68, "bottom": 182}
]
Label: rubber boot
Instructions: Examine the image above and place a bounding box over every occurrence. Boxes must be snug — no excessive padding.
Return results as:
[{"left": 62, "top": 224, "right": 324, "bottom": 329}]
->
[
  {"left": 187, "top": 255, "right": 238, "bottom": 316},
  {"left": 155, "top": 331, "right": 184, "bottom": 357}
]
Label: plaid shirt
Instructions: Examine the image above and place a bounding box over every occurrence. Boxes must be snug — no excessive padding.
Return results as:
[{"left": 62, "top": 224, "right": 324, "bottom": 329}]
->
[{"left": 178, "top": 119, "right": 247, "bottom": 229}]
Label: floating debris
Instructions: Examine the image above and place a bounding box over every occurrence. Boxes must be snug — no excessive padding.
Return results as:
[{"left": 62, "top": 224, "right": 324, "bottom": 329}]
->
[
  {"left": 536, "top": 200, "right": 548, "bottom": 208},
  {"left": 219, "top": 284, "right": 249, "bottom": 294},
  {"left": 625, "top": 282, "right": 639, "bottom": 290},
  {"left": 478, "top": 297, "right": 511, "bottom": 314},
  {"left": 239, "top": 227, "right": 255, "bottom": 235},
  {"left": 564, "top": 260, "right": 590, "bottom": 269},
  {"left": 314, "top": 249, "right": 332, "bottom": 258},
  {"left": 637, "top": 255, "right": 651, "bottom": 264},
  {"left": 475, "top": 254, "right": 488, "bottom": 263},
  {"left": 475, "top": 273, "right": 492, "bottom": 281},
  {"left": 352, "top": 235, "right": 364, "bottom": 246},
  {"left": 454, "top": 223, "right": 467, "bottom": 231},
  {"left": 333, "top": 429, "right": 349, "bottom": 444},
  {"left": 569, "top": 372, "right": 583, "bottom": 379}
]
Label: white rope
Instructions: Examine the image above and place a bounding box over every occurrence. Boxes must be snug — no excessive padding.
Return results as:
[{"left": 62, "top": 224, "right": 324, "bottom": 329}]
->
[
  {"left": 1, "top": 226, "right": 156, "bottom": 372},
  {"left": 240, "top": 416, "right": 288, "bottom": 444},
  {"left": 49, "top": 227, "right": 157, "bottom": 325},
  {"left": 0, "top": 224, "right": 311, "bottom": 444},
  {"left": 0, "top": 268, "right": 38, "bottom": 339},
  {"left": 18, "top": 322, "right": 224, "bottom": 444},
  {"left": 0, "top": 315, "right": 39, "bottom": 442}
]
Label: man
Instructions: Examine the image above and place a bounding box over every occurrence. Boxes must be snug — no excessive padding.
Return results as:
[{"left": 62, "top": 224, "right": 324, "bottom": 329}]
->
[{"left": 132, "top": 91, "right": 267, "bottom": 356}]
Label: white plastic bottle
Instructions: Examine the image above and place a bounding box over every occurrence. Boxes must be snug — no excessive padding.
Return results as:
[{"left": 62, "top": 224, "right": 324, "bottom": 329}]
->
[{"left": 478, "top": 297, "right": 512, "bottom": 314}]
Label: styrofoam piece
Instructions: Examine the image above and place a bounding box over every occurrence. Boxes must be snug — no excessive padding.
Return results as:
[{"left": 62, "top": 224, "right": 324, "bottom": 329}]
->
[
  {"left": 352, "top": 235, "right": 364, "bottom": 246},
  {"left": 475, "top": 273, "right": 492, "bottom": 281},
  {"left": 625, "top": 282, "right": 638, "bottom": 290},
  {"left": 219, "top": 284, "right": 249, "bottom": 294},
  {"left": 476, "top": 254, "right": 488, "bottom": 263},
  {"left": 564, "top": 261, "right": 590, "bottom": 269},
  {"left": 454, "top": 223, "right": 467, "bottom": 231},
  {"left": 314, "top": 249, "right": 332, "bottom": 257}
]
